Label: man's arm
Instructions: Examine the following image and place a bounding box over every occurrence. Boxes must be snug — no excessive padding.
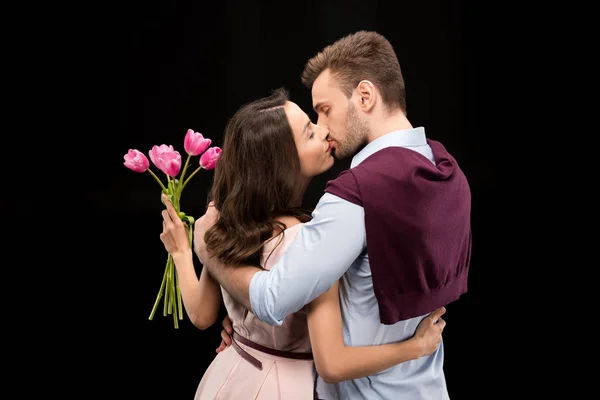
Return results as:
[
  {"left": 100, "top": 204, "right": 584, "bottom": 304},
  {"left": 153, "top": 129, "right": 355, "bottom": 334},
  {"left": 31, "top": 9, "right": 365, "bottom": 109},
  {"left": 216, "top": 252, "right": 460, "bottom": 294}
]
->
[
  {"left": 201, "top": 256, "right": 257, "bottom": 311},
  {"left": 194, "top": 194, "right": 366, "bottom": 325}
]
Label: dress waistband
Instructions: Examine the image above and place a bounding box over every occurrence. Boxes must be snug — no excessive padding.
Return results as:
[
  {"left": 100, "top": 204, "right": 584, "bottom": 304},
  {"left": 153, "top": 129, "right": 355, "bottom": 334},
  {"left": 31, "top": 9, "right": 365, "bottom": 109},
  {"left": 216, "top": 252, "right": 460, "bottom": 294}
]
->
[{"left": 231, "top": 331, "right": 313, "bottom": 371}]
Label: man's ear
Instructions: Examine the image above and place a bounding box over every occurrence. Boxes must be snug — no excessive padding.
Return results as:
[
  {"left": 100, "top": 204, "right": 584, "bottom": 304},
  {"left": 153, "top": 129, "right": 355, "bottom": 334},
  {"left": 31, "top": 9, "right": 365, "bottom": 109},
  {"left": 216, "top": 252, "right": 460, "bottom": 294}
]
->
[{"left": 357, "top": 80, "right": 376, "bottom": 112}]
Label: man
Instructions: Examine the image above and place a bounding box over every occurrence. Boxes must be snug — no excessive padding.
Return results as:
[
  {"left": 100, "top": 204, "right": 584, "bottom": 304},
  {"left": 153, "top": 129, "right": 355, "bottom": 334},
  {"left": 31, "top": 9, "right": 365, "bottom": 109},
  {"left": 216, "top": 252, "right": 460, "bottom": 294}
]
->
[{"left": 195, "top": 31, "right": 471, "bottom": 399}]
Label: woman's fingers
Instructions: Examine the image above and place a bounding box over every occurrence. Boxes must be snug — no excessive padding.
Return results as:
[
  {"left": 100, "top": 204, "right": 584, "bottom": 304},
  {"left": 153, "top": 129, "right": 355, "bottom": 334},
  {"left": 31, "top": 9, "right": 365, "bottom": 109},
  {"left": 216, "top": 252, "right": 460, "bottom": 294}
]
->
[{"left": 162, "top": 195, "right": 181, "bottom": 224}]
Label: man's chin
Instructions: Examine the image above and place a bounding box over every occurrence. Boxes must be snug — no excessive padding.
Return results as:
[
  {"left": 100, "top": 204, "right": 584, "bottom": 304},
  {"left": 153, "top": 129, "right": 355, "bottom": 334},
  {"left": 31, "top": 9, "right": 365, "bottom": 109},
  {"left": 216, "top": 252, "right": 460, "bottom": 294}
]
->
[{"left": 332, "top": 148, "right": 350, "bottom": 160}]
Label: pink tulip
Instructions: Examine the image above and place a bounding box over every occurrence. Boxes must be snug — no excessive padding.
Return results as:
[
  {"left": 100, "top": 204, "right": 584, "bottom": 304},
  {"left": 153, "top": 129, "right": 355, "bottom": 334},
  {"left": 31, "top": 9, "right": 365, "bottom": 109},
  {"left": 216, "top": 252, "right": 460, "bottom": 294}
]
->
[
  {"left": 199, "top": 147, "right": 221, "bottom": 170},
  {"left": 149, "top": 144, "right": 182, "bottom": 177},
  {"left": 159, "top": 150, "right": 182, "bottom": 177},
  {"left": 123, "top": 149, "right": 150, "bottom": 173},
  {"left": 160, "top": 151, "right": 181, "bottom": 178},
  {"left": 149, "top": 144, "right": 175, "bottom": 171},
  {"left": 184, "top": 129, "right": 211, "bottom": 156}
]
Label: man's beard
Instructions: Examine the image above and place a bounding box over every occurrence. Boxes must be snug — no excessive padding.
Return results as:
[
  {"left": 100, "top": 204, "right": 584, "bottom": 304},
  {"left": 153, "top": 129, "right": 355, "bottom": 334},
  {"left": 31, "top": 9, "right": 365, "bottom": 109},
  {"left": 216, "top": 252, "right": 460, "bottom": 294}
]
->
[{"left": 335, "top": 102, "right": 369, "bottom": 160}]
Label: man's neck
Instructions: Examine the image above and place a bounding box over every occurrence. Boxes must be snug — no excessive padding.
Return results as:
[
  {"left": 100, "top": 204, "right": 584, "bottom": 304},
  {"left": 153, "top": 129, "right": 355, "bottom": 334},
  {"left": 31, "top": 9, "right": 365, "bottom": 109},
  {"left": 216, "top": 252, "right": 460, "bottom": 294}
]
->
[{"left": 367, "top": 111, "right": 413, "bottom": 143}]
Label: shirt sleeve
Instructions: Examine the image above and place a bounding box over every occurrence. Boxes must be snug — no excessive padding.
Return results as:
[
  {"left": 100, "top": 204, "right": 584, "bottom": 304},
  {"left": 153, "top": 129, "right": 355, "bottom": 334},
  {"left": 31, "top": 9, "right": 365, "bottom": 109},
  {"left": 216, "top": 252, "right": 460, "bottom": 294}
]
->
[{"left": 249, "top": 193, "right": 366, "bottom": 325}]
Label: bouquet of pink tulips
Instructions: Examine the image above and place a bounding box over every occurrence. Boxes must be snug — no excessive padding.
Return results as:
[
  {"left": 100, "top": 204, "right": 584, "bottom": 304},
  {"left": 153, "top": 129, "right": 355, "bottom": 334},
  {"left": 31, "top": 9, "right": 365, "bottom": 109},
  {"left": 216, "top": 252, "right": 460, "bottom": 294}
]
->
[{"left": 123, "top": 129, "right": 221, "bottom": 329}]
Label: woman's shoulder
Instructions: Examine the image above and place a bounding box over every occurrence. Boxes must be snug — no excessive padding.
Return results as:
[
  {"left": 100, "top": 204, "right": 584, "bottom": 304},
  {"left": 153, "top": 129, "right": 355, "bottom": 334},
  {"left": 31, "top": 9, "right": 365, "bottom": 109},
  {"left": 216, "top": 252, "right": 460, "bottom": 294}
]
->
[
  {"left": 275, "top": 215, "right": 304, "bottom": 230},
  {"left": 262, "top": 217, "right": 304, "bottom": 254}
]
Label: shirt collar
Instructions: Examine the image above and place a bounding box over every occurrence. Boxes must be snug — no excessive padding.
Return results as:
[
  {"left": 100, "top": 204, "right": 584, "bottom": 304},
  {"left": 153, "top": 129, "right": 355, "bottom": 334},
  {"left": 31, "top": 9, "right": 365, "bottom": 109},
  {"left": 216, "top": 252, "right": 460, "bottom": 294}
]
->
[{"left": 350, "top": 127, "right": 427, "bottom": 168}]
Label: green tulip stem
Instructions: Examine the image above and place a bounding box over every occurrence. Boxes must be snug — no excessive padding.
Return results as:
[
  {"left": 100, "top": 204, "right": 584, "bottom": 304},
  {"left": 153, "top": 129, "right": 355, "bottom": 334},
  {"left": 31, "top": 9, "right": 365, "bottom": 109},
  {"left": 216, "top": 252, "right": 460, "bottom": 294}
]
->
[
  {"left": 182, "top": 166, "right": 203, "bottom": 189},
  {"left": 147, "top": 168, "right": 168, "bottom": 192}
]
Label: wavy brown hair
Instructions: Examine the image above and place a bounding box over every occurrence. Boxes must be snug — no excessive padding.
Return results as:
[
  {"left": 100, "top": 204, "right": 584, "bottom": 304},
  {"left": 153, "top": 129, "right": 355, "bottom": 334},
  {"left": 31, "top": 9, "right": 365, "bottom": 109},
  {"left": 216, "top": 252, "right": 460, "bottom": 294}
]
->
[{"left": 204, "top": 88, "right": 311, "bottom": 268}]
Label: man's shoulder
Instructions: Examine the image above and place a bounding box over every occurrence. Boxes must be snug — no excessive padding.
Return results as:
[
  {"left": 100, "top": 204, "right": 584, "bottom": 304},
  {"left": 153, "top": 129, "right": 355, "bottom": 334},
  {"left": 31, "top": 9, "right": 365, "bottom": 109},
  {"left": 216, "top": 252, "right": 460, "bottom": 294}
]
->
[
  {"left": 324, "top": 169, "right": 361, "bottom": 206},
  {"left": 358, "top": 145, "right": 427, "bottom": 168}
]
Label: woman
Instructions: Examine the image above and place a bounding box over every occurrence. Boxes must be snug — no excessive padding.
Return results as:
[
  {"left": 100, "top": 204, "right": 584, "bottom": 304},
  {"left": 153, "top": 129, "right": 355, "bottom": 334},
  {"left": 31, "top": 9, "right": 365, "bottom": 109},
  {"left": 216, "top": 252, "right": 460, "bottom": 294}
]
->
[{"left": 159, "top": 88, "right": 446, "bottom": 399}]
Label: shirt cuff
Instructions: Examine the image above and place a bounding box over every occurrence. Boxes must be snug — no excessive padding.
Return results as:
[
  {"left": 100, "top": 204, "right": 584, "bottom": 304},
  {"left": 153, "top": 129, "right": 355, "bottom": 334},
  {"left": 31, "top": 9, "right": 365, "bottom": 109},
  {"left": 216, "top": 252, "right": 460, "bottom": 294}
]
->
[{"left": 249, "top": 270, "right": 284, "bottom": 326}]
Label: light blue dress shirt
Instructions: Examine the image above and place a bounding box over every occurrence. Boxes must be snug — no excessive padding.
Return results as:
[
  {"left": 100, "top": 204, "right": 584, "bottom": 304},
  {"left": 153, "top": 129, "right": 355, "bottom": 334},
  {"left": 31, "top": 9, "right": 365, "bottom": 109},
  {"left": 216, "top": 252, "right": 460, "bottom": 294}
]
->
[{"left": 249, "top": 127, "right": 449, "bottom": 399}]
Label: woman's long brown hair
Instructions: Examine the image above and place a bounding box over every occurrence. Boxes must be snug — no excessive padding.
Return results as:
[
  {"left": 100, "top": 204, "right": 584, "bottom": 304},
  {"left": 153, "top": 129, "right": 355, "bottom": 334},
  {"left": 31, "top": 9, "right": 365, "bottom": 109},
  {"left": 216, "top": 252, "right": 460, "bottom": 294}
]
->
[{"left": 205, "top": 88, "right": 311, "bottom": 268}]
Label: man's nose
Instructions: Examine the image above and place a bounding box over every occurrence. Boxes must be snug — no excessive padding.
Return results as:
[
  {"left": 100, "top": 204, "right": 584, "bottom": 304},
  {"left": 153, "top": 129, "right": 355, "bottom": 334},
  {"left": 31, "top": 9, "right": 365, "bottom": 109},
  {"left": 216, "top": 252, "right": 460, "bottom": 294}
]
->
[{"left": 317, "top": 114, "right": 326, "bottom": 127}]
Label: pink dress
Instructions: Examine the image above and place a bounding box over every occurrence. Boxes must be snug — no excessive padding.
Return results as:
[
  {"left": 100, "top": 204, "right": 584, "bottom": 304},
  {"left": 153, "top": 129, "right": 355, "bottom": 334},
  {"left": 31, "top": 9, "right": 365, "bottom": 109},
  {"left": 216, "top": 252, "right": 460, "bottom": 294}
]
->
[{"left": 194, "top": 223, "right": 317, "bottom": 399}]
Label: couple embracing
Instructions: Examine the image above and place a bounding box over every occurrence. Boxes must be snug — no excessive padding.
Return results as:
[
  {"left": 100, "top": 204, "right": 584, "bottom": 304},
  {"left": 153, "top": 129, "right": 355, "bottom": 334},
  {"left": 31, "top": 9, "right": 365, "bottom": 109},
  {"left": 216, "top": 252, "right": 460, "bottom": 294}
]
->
[{"left": 159, "top": 30, "right": 471, "bottom": 400}]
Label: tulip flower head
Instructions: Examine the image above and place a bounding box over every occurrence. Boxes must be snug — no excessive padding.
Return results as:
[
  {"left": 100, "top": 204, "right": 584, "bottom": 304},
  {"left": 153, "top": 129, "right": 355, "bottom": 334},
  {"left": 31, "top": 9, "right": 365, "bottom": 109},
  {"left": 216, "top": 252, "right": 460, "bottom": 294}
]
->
[
  {"left": 123, "top": 149, "right": 150, "bottom": 173},
  {"left": 200, "top": 147, "right": 221, "bottom": 170},
  {"left": 184, "top": 129, "right": 212, "bottom": 156}
]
